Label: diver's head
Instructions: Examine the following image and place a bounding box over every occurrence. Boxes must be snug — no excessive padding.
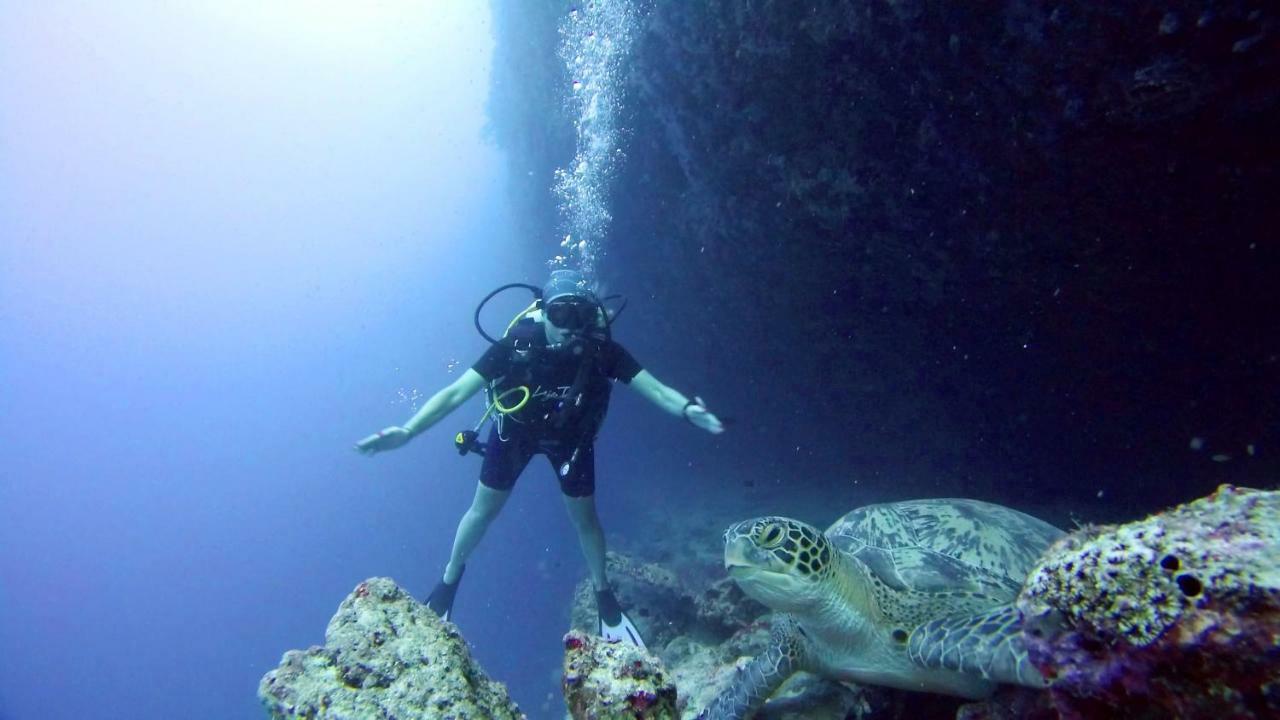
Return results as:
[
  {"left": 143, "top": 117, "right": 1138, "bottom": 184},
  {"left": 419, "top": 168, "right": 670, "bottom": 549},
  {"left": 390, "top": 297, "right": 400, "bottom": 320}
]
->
[
  {"left": 543, "top": 269, "right": 598, "bottom": 308},
  {"left": 541, "top": 269, "right": 601, "bottom": 338}
]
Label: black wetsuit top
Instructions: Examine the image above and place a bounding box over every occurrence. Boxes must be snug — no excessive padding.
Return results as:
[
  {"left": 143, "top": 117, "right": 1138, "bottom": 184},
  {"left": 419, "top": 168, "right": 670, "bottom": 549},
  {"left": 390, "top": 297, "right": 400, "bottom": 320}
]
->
[{"left": 470, "top": 323, "right": 642, "bottom": 496}]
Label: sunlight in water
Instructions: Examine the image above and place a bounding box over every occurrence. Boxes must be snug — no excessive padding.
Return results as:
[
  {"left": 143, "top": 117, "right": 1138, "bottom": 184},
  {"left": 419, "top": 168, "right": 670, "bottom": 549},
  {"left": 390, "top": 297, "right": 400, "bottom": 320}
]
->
[{"left": 196, "top": 0, "right": 476, "bottom": 54}]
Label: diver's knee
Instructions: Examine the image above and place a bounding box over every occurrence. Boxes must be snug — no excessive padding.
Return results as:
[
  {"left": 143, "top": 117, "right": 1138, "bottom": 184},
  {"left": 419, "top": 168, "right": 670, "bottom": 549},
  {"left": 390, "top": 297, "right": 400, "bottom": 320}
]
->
[
  {"left": 468, "top": 486, "right": 509, "bottom": 521},
  {"left": 565, "top": 503, "right": 601, "bottom": 532},
  {"left": 570, "top": 515, "right": 601, "bottom": 535},
  {"left": 464, "top": 503, "right": 502, "bottom": 525}
]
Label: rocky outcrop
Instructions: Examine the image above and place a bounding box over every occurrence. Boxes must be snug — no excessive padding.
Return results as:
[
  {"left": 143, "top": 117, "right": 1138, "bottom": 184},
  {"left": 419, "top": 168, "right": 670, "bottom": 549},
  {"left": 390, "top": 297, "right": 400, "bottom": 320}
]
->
[
  {"left": 259, "top": 577, "right": 523, "bottom": 720},
  {"left": 1016, "top": 484, "right": 1280, "bottom": 718},
  {"left": 563, "top": 630, "right": 678, "bottom": 719}
]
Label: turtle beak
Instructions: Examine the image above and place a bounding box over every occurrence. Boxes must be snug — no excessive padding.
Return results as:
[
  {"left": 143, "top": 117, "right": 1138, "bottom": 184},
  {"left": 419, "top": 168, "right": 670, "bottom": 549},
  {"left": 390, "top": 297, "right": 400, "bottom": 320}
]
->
[
  {"left": 723, "top": 525, "right": 755, "bottom": 571},
  {"left": 724, "top": 545, "right": 801, "bottom": 611}
]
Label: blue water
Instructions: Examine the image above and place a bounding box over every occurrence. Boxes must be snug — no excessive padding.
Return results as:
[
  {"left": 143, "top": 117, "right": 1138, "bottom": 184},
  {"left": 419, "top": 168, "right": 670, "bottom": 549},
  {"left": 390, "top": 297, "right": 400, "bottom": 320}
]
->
[{"left": 0, "top": 3, "right": 575, "bottom": 718}]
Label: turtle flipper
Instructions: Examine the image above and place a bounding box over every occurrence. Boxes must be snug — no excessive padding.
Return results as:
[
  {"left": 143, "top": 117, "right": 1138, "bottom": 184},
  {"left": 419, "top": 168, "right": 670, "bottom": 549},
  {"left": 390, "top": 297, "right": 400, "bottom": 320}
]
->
[
  {"left": 907, "top": 604, "right": 1048, "bottom": 688},
  {"left": 699, "top": 614, "right": 809, "bottom": 720}
]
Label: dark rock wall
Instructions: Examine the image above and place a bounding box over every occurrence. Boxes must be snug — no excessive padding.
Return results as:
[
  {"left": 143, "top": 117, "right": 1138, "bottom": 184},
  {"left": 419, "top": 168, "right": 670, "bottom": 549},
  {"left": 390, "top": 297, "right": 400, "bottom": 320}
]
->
[{"left": 488, "top": 1, "right": 1279, "bottom": 510}]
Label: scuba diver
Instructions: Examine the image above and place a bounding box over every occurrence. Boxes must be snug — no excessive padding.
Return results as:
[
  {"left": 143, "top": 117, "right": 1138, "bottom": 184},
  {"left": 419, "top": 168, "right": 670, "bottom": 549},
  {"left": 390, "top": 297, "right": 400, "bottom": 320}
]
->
[{"left": 355, "top": 269, "right": 724, "bottom": 648}]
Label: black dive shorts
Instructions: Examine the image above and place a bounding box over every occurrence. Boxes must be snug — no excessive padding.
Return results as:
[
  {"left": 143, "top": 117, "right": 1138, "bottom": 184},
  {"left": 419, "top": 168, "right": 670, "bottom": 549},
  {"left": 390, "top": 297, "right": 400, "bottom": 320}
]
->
[{"left": 479, "top": 426, "right": 596, "bottom": 497}]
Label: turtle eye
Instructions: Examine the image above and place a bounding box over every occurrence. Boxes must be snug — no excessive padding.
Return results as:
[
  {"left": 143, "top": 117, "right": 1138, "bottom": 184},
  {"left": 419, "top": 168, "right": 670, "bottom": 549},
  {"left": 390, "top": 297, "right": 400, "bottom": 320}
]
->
[{"left": 756, "top": 523, "right": 784, "bottom": 548}]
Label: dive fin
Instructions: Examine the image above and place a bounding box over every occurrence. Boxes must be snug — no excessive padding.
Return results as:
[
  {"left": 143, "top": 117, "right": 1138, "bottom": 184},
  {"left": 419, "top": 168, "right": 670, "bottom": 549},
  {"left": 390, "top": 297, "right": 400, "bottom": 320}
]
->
[
  {"left": 425, "top": 566, "right": 464, "bottom": 622},
  {"left": 596, "top": 588, "right": 647, "bottom": 649}
]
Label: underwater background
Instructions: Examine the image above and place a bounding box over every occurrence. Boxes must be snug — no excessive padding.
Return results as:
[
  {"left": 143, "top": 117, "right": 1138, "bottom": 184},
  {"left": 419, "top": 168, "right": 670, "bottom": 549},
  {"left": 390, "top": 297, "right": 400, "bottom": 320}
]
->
[{"left": 1, "top": 1, "right": 1277, "bottom": 719}]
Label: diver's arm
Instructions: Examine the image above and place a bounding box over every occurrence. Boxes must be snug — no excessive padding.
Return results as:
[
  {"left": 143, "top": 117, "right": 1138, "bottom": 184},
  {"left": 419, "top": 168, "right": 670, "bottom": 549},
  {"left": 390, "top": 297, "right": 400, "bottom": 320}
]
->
[
  {"left": 356, "top": 369, "right": 488, "bottom": 455},
  {"left": 404, "top": 369, "right": 488, "bottom": 436},
  {"left": 626, "top": 370, "right": 724, "bottom": 434}
]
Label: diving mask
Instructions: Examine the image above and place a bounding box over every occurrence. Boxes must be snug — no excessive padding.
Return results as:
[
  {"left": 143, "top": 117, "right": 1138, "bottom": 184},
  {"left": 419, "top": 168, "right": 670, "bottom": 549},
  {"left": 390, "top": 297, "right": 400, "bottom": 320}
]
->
[{"left": 545, "top": 299, "right": 597, "bottom": 330}]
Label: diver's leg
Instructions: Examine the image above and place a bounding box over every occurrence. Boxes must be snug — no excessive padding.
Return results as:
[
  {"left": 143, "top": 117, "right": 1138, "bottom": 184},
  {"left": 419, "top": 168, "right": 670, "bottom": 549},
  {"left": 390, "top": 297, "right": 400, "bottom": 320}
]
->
[
  {"left": 443, "top": 482, "right": 512, "bottom": 582},
  {"left": 425, "top": 483, "right": 512, "bottom": 620},
  {"left": 563, "top": 492, "right": 608, "bottom": 590},
  {"left": 555, "top": 443, "right": 606, "bottom": 589},
  {"left": 556, "top": 446, "right": 645, "bottom": 648},
  {"left": 426, "top": 430, "right": 529, "bottom": 620},
  {"left": 439, "top": 427, "right": 531, "bottom": 580}
]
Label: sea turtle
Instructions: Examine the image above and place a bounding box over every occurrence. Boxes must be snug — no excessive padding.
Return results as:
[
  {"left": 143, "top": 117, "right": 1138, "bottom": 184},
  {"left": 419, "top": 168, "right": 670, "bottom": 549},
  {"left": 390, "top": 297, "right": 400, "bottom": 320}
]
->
[{"left": 701, "top": 498, "right": 1064, "bottom": 719}]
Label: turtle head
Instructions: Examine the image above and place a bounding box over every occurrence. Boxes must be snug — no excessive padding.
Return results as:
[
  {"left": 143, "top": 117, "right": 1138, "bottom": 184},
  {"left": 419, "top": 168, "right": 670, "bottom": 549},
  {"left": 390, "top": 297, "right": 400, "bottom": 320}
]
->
[{"left": 723, "top": 517, "right": 834, "bottom": 612}]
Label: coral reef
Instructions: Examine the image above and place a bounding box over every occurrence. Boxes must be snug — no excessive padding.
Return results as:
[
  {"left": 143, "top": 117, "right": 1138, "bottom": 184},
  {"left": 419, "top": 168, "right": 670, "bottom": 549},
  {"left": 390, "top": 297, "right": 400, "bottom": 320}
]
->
[
  {"left": 563, "top": 629, "right": 678, "bottom": 719},
  {"left": 637, "top": 485, "right": 1279, "bottom": 718},
  {"left": 555, "top": 486, "right": 1280, "bottom": 718},
  {"left": 259, "top": 577, "right": 523, "bottom": 720},
  {"left": 1017, "top": 484, "right": 1280, "bottom": 718}
]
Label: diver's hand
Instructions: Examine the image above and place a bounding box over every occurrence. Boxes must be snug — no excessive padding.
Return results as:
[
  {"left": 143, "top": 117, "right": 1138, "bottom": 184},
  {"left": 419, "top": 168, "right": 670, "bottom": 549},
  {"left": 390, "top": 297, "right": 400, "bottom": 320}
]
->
[
  {"left": 684, "top": 400, "right": 725, "bottom": 434},
  {"left": 355, "top": 426, "right": 412, "bottom": 455}
]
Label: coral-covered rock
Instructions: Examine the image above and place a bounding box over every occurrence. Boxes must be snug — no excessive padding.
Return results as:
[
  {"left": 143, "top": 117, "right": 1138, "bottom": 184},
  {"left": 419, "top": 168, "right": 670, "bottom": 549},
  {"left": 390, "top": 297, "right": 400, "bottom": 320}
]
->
[
  {"left": 563, "top": 630, "right": 678, "bottom": 719},
  {"left": 259, "top": 577, "right": 524, "bottom": 720},
  {"left": 1017, "top": 484, "right": 1280, "bottom": 718}
]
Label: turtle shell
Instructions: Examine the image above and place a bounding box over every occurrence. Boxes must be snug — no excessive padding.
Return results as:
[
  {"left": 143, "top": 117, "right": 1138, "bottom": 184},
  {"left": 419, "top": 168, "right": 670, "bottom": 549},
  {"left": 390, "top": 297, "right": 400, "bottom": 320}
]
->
[{"left": 826, "top": 499, "right": 1064, "bottom": 600}]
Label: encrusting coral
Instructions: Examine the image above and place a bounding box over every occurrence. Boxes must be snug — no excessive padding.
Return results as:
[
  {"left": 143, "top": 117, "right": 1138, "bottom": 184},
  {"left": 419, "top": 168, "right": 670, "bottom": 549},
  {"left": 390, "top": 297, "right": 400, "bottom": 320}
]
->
[
  {"left": 1016, "top": 484, "right": 1280, "bottom": 718},
  {"left": 259, "top": 577, "right": 523, "bottom": 720},
  {"left": 563, "top": 630, "right": 678, "bottom": 720}
]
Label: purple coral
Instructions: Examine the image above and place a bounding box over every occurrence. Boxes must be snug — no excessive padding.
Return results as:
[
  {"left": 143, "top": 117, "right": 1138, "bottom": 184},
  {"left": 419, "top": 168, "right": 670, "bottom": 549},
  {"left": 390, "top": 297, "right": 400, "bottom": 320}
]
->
[{"left": 1018, "top": 485, "right": 1280, "bottom": 718}]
